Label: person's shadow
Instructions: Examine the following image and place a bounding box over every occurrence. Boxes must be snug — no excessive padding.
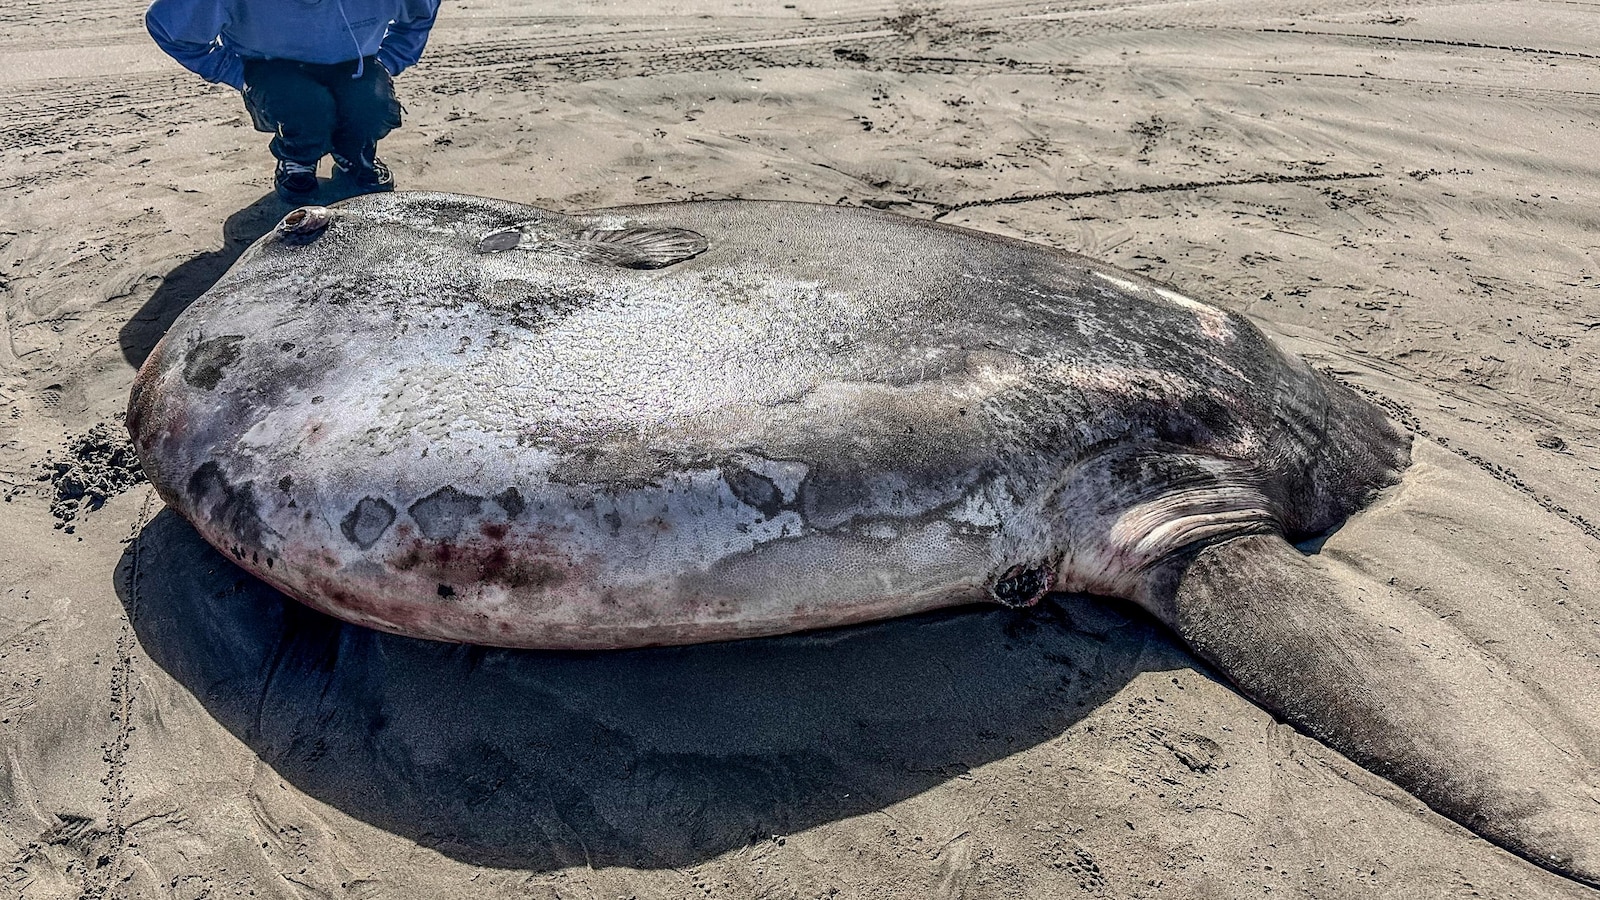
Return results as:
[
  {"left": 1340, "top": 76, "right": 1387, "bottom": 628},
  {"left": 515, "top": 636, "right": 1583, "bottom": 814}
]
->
[
  {"left": 121, "top": 181, "right": 384, "bottom": 368},
  {"left": 117, "top": 509, "right": 1184, "bottom": 871},
  {"left": 120, "top": 192, "right": 285, "bottom": 368}
]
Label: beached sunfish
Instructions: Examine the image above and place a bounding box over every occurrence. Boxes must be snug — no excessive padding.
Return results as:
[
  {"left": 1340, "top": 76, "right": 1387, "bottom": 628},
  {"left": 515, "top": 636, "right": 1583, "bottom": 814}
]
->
[{"left": 127, "top": 193, "right": 1600, "bottom": 886}]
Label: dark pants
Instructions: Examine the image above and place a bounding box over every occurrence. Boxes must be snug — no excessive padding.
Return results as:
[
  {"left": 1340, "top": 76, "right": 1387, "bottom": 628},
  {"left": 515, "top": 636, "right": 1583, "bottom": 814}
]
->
[{"left": 241, "top": 57, "right": 402, "bottom": 165}]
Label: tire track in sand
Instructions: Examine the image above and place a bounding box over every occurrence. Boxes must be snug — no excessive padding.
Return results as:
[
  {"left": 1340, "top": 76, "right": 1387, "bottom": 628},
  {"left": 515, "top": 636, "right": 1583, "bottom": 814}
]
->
[
  {"left": 79, "top": 490, "right": 153, "bottom": 900},
  {"left": 0, "top": 0, "right": 1540, "bottom": 151}
]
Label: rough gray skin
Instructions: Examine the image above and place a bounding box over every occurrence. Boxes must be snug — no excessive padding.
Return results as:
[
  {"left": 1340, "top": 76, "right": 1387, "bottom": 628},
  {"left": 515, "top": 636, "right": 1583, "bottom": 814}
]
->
[{"left": 127, "top": 194, "right": 1599, "bottom": 886}]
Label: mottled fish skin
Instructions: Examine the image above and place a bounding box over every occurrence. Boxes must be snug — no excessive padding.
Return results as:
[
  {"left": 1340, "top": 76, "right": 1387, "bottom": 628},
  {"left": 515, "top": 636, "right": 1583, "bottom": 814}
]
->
[{"left": 126, "top": 193, "right": 1407, "bottom": 648}]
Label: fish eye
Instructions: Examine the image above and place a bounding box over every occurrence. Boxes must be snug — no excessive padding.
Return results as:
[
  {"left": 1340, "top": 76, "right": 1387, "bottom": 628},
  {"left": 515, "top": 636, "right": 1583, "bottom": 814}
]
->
[
  {"left": 477, "top": 227, "right": 523, "bottom": 253},
  {"left": 277, "top": 206, "right": 333, "bottom": 238}
]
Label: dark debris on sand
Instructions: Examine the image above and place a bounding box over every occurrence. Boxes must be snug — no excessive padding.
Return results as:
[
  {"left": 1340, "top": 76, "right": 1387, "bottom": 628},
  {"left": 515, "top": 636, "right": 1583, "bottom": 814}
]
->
[{"left": 22, "top": 423, "right": 147, "bottom": 531}]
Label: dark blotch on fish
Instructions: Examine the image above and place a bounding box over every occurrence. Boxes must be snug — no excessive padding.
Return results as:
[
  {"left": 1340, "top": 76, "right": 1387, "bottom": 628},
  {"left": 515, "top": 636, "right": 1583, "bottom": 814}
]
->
[
  {"left": 341, "top": 496, "right": 397, "bottom": 549},
  {"left": 186, "top": 461, "right": 271, "bottom": 547},
  {"left": 493, "top": 487, "right": 525, "bottom": 518},
  {"left": 724, "top": 466, "right": 784, "bottom": 520},
  {"left": 410, "top": 486, "right": 485, "bottom": 541},
  {"left": 182, "top": 335, "right": 245, "bottom": 390}
]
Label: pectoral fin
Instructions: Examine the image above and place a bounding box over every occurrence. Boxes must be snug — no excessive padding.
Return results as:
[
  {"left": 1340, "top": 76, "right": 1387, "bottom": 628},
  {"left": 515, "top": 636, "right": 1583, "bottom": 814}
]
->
[
  {"left": 477, "top": 222, "right": 708, "bottom": 270},
  {"left": 1150, "top": 531, "right": 1600, "bottom": 886},
  {"left": 567, "top": 225, "right": 709, "bottom": 269}
]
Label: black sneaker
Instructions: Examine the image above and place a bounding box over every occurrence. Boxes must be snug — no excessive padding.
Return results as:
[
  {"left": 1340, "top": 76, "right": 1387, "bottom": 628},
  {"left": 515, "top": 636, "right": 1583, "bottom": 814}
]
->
[
  {"left": 332, "top": 152, "right": 394, "bottom": 193},
  {"left": 274, "top": 159, "right": 319, "bottom": 203}
]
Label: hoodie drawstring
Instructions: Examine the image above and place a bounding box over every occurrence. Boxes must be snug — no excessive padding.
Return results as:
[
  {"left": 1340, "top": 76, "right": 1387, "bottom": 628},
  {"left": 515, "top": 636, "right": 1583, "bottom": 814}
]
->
[{"left": 335, "top": 0, "right": 365, "bottom": 79}]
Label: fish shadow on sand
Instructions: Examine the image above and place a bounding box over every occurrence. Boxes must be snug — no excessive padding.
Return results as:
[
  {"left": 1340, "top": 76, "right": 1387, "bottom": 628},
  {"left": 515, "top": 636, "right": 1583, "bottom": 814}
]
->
[{"left": 116, "top": 509, "right": 1185, "bottom": 871}]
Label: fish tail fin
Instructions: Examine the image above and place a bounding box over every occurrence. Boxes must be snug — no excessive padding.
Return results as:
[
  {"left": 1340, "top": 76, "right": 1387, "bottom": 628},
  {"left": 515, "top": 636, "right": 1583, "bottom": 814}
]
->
[{"left": 1146, "top": 530, "right": 1600, "bottom": 887}]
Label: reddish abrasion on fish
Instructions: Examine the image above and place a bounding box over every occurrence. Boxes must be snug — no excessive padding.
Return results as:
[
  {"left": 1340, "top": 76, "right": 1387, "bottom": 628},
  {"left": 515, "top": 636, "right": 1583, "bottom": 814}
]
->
[
  {"left": 303, "top": 419, "right": 329, "bottom": 446},
  {"left": 126, "top": 338, "right": 199, "bottom": 493},
  {"left": 387, "top": 530, "right": 574, "bottom": 591},
  {"left": 300, "top": 571, "right": 460, "bottom": 636},
  {"left": 125, "top": 339, "right": 168, "bottom": 444},
  {"left": 209, "top": 524, "right": 579, "bottom": 642}
]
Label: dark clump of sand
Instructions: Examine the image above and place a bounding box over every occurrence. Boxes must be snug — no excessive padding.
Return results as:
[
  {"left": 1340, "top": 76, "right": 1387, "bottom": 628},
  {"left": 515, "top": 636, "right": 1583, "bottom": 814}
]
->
[
  {"left": 32, "top": 423, "right": 146, "bottom": 531},
  {"left": 2, "top": 0, "right": 1599, "bottom": 898}
]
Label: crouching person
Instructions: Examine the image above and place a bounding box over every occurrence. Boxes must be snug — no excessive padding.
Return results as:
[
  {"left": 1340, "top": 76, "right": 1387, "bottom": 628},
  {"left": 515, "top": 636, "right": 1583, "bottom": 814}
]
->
[{"left": 146, "top": 0, "right": 441, "bottom": 202}]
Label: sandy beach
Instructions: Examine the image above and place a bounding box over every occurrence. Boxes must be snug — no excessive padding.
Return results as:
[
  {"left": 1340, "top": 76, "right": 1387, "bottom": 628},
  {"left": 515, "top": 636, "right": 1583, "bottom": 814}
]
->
[{"left": 3, "top": 0, "right": 1600, "bottom": 896}]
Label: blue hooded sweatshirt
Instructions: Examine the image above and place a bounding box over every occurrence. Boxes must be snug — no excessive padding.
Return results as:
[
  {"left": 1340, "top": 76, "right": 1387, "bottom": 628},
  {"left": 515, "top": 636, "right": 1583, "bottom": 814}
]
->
[{"left": 146, "top": 0, "right": 441, "bottom": 91}]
